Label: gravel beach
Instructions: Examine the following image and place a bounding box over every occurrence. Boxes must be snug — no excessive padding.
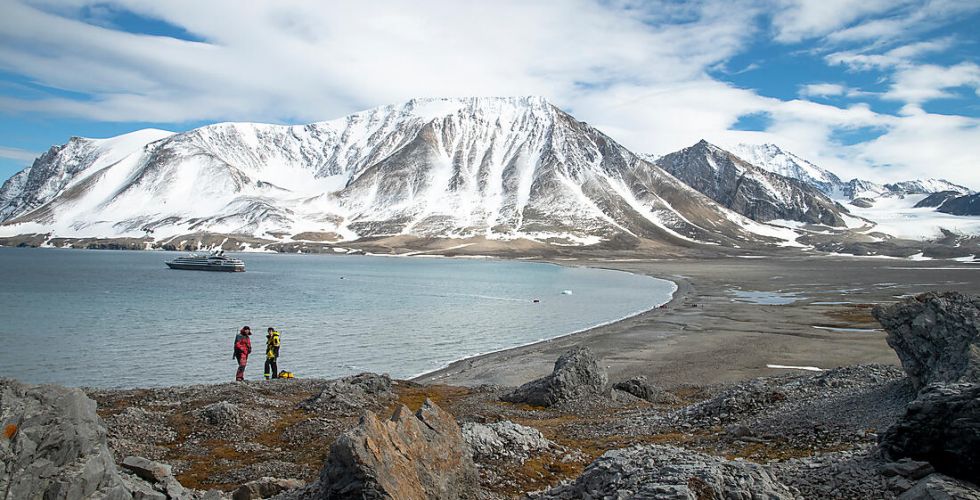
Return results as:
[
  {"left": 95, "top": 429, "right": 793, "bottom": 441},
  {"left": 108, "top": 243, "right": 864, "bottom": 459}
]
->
[{"left": 416, "top": 256, "right": 980, "bottom": 388}]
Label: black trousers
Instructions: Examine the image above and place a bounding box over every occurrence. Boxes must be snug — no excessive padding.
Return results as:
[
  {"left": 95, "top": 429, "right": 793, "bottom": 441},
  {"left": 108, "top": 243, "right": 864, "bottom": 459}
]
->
[{"left": 264, "top": 358, "right": 278, "bottom": 379}]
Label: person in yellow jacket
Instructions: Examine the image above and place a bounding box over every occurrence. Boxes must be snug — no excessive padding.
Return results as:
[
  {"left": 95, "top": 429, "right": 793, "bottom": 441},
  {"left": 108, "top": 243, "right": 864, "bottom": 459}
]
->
[{"left": 264, "top": 327, "right": 281, "bottom": 380}]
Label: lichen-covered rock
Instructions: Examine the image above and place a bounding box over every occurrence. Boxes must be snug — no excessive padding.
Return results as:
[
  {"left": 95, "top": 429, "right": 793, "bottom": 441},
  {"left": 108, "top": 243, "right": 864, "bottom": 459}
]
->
[
  {"left": 612, "top": 376, "right": 679, "bottom": 404},
  {"left": 531, "top": 444, "right": 794, "bottom": 499},
  {"left": 872, "top": 292, "right": 980, "bottom": 389},
  {"left": 501, "top": 347, "right": 607, "bottom": 407},
  {"left": 461, "top": 421, "right": 554, "bottom": 463},
  {"left": 0, "top": 379, "right": 131, "bottom": 499},
  {"left": 318, "top": 399, "right": 478, "bottom": 499},
  {"left": 879, "top": 382, "right": 980, "bottom": 482}
]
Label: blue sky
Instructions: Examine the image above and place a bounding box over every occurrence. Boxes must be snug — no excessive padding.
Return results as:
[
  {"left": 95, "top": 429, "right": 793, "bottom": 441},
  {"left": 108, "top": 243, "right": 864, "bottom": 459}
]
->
[{"left": 1, "top": 0, "right": 978, "bottom": 186}]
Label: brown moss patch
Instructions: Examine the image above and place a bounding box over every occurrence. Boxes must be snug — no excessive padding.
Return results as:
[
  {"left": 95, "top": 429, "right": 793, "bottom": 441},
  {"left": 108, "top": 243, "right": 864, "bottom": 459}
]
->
[
  {"left": 823, "top": 304, "right": 879, "bottom": 327},
  {"left": 393, "top": 383, "right": 473, "bottom": 412}
]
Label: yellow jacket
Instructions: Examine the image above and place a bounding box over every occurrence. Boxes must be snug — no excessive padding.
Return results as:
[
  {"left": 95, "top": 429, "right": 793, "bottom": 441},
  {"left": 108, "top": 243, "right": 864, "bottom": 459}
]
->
[{"left": 266, "top": 330, "right": 280, "bottom": 358}]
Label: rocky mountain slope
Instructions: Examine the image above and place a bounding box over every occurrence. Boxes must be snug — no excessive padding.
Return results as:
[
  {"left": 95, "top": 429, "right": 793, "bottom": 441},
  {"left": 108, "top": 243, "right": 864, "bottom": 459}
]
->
[
  {"left": 0, "top": 97, "right": 794, "bottom": 250},
  {"left": 937, "top": 193, "right": 980, "bottom": 216},
  {"left": 656, "top": 140, "right": 849, "bottom": 226}
]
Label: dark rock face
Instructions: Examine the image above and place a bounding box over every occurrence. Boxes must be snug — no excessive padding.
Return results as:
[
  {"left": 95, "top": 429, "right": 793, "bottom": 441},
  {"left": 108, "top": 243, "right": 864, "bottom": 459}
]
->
[
  {"left": 879, "top": 382, "right": 980, "bottom": 482},
  {"left": 657, "top": 140, "right": 849, "bottom": 226},
  {"left": 531, "top": 444, "right": 794, "bottom": 499},
  {"left": 872, "top": 292, "right": 980, "bottom": 389},
  {"left": 938, "top": 193, "right": 980, "bottom": 216},
  {"left": 318, "top": 399, "right": 478, "bottom": 499},
  {"left": 501, "top": 347, "right": 608, "bottom": 407},
  {"left": 913, "top": 191, "right": 961, "bottom": 209},
  {"left": 0, "top": 379, "right": 130, "bottom": 499}
]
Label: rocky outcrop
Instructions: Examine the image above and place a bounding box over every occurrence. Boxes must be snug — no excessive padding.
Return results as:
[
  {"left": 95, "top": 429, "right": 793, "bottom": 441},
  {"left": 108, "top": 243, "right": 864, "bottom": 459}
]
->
[
  {"left": 879, "top": 382, "right": 980, "bottom": 481},
  {"left": 531, "top": 444, "right": 794, "bottom": 499},
  {"left": 898, "top": 473, "right": 980, "bottom": 500},
  {"left": 317, "top": 399, "right": 478, "bottom": 499},
  {"left": 913, "top": 191, "right": 961, "bottom": 209},
  {"left": 501, "top": 347, "right": 607, "bottom": 407},
  {"left": 231, "top": 477, "right": 304, "bottom": 500},
  {"left": 872, "top": 292, "right": 980, "bottom": 389},
  {"left": 849, "top": 197, "right": 875, "bottom": 208},
  {"left": 0, "top": 379, "right": 131, "bottom": 499},
  {"left": 299, "top": 373, "right": 393, "bottom": 415},
  {"left": 612, "top": 376, "right": 679, "bottom": 404},
  {"left": 461, "top": 421, "right": 555, "bottom": 464}
]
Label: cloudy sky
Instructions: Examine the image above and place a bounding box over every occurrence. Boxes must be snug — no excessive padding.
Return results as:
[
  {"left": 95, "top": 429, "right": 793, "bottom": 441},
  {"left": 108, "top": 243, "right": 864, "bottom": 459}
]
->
[{"left": 0, "top": 0, "right": 978, "bottom": 187}]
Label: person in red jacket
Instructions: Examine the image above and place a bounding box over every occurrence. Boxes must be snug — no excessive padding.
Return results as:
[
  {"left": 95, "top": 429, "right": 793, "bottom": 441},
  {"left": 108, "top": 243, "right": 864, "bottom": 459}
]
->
[{"left": 233, "top": 326, "right": 252, "bottom": 381}]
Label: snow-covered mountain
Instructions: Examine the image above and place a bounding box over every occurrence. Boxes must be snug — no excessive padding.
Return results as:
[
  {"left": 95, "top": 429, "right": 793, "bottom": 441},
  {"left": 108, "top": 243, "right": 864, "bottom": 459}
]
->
[
  {"left": 730, "top": 143, "right": 971, "bottom": 201},
  {"left": 0, "top": 97, "right": 797, "bottom": 249},
  {"left": 729, "top": 143, "right": 843, "bottom": 195},
  {"left": 656, "top": 140, "right": 848, "bottom": 226}
]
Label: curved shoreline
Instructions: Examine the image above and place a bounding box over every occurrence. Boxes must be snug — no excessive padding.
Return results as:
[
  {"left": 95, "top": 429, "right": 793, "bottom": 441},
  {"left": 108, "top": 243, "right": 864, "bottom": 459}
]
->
[{"left": 413, "top": 265, "right": 693, "bottom": 385}]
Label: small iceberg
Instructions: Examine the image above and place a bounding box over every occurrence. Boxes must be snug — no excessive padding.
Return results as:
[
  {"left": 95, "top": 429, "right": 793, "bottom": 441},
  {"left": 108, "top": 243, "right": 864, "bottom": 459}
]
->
[{"left": 561, "top": 290, "right": 573, "bottom": 295}]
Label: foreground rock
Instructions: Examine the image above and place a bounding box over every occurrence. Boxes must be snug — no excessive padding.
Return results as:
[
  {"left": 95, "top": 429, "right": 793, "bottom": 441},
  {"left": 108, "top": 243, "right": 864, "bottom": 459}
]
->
[
  {"left": 0, "top": 379, "right": 131, "bottom": 499},
  {"left": 899, "top": 473, "right": 980, "bottom": 500},
  {"left": 879, "top": 382, "right": 980, "bottom": 481},
  {"left": 531, "top": 444, "right": 795, "bottom": 499},
  {"left": 501, "top": 347, "right": 607, "bottom": 407},
  {"left": 316, "top": 399, "right": 478, "bottom": 499},
  {"left": 872, "top": 292, "right": 980, "bottom": 389}
]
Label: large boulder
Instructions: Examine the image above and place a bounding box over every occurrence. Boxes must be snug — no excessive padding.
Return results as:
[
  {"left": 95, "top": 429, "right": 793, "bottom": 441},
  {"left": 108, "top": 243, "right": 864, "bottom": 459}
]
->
[
  {"left": 231, "top": 477, "right": 304, "bottom": 499},
  {"left": 461, "top": 421, "right": 555, "bottom": 464},
  {"left": 872, "top": 292, "right": 980, "bottom": 389},
  {"left": 318, "top": 399, "right": 478, "bottom": 499},
  {"left": 612, "top": 376, "right": 680, "bottom": 404},
  {"left": 299, "top": 373, "right": 393, "bottom": 415},
  {"left": 0, "top": 379, "right": 131, "bottom": 499},
  {"left": 501, "top": 347, "right": 607, "bottom": 407},
  {"left": 879, "top": 382, "right": 980, "bottom": 482},
  {"left": 531, "top": 444, "right": 794, "bottom": 499}
]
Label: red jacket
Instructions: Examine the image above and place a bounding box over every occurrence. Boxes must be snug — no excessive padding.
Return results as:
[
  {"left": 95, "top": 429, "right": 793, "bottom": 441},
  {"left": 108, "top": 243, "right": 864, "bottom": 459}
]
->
[{"left": 233, "top": 333, "right": 252, "bottom": 359}]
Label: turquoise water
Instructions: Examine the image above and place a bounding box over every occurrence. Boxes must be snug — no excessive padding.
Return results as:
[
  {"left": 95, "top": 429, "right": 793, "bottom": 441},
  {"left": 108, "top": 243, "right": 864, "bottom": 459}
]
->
[{"left": 0, "top": 248, "right": 674, "bottom": 388}]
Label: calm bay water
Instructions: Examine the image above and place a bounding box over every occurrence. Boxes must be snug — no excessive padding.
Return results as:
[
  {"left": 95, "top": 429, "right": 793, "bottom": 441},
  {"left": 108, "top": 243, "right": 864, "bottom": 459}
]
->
[{"left": 0, "top": 248, "right": 674, "bottom": 388}]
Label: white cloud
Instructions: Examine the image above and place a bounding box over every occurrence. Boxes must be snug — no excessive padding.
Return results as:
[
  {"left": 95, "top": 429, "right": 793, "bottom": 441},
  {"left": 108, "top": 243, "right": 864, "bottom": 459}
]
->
[
  {"left": 0, "top": 145, "right": 39, "bottom": 162},
  {"left": 0, "top": 0, "right": 978, "bottom": 189},
  {"left": 885, "top": 62, "right": 980, "bottom": 105}
]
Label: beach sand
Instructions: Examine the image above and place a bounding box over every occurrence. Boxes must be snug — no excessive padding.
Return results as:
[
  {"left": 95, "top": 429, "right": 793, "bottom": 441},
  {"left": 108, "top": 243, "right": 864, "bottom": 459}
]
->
[{"left": 415, "top": 256, "right": 980, "bottom": 388}]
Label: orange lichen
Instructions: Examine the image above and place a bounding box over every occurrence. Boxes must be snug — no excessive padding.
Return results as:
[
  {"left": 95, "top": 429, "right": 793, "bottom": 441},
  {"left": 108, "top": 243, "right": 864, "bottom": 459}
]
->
[{"left": 4, "top": 424, "right": 17, "bottom": 439}]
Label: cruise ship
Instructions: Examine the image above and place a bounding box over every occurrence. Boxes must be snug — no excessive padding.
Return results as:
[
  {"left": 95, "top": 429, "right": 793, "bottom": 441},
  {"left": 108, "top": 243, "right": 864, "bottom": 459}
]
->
[{"left": 165, "top": 250, "right": 245, "bottom": 272}]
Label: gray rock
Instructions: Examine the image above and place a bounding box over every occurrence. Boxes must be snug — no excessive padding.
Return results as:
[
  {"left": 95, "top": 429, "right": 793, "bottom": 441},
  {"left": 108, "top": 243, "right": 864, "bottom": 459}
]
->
[
  {"left": 880, "top": 458, "right": 935, "bottom": 480},
  {"left": 501, "top": 347, "right": 608, "bottom": 407},
  {"left": 850, "top": 197, "right": 875, "bottom": 208},
  {"left": 317, "top": 399, "right": 478, "bottom": 499},
  {"left": 898, "top": 473, "right": 980, "bottom": 500},
  {"left": 461, "top": 421, "right": 554, "bottom": 463},
  {"left": 612, "top": 376, "right": 679, "bottom": 404},
  {"left": 872, "top": 292, "right": 980, "bottom": 389},
  {"left": 197, "top": 402, "right": 240, "bottom": 426},
  {"left": 121, "top": 456, "right": 173, "bottom": 483},
  {"left": 531, "top": 444, "right": 794, "bottom": 499},
  {"left": 880, "top": 382, "right": 980, "bottom": 481},
  {"left": 0, "top": 379, "right": 129, "bottom": 499},
  {"left": 298, "top": 373, "right": 393, "bottom": 415},
  {"left": 231, "top": 477, "right": 304, "bottom": 499}
]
